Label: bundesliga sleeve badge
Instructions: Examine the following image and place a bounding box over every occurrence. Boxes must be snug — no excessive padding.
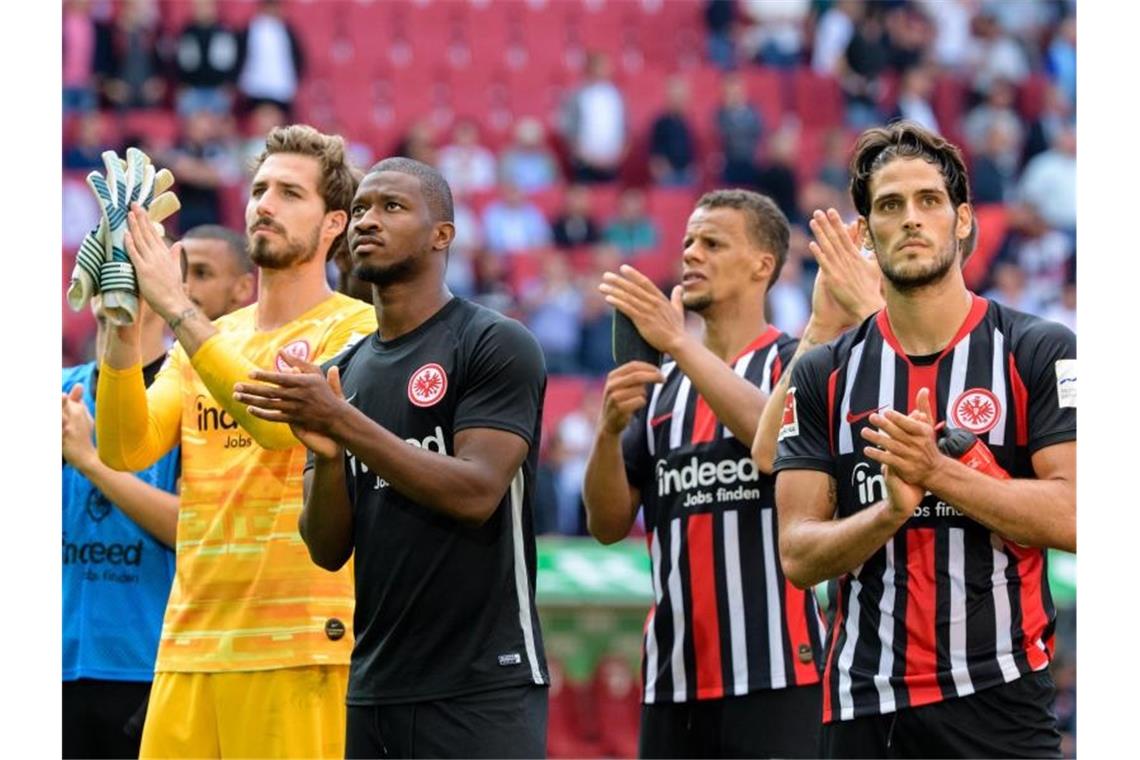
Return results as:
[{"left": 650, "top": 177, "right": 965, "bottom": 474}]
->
[
  {"left": 778, "top": 387, "right": 799, "bottom": 441},
  {"left": 1055, "top": 359, "right": 1076, "bottom": 408}
]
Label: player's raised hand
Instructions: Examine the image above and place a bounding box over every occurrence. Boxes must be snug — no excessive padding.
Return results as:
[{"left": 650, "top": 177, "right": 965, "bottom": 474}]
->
[
  {"left": 123, "top": 203, "right": 190, "bottom": 322},
  {"left": 599, "top": 265, "right": 686, "bottom": 355},
  {"left": 233, "top": 353, "right": 349, "bottom": 459},
  {"left": 808, "top": 208, "right": 884, "bottom": 325},
  {"left": 860, "top": 388, "right": 942, "bottom": 489},
  {"left": 61, "top": 385, "right": 97, "bottom": 470},
  {"left": 599, "top": 360, "right": 665, "bottom": 436}
]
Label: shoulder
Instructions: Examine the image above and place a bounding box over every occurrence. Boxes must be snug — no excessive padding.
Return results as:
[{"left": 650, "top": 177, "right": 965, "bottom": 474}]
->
[
  {"left": 215, "top": 301, "right": 258, "bottom": 331},
  {"left": 991, "top": 301, "right": 1076, "bottom": 354},
  {"left": 454, "top": 299, "right": 540, "bottom": 350}
]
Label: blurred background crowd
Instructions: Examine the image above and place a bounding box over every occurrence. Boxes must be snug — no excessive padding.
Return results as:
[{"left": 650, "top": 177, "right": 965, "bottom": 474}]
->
[{"left": 61, "top": 0, "right": 1077, "bottom": 755}]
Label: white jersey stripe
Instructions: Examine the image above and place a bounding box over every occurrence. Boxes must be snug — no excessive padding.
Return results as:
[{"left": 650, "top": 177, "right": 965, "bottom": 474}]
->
[
  {"left": 647, "top": 362, "right": 676, "bottom": 457},
  {"left": 989, "top": 329, "right": 1008, "bottom": 446},
  {"left": 669, "top": 375, "right": 692, "bottom": 451},
  {"left": 508, "top": 470, "right": 544, "bottom": 685},
  {"left": 761, "top": 509, "right": 787, "bottom": 689},
  {"left": 723, "top": 348, "right": 761, "bottom": 439},
  {"left": 644, "top": 529, "right": 664, "bottom": 703},
  {"left": 722, "top": 511, "right": 750, "bottom": 695},
  {"left": 759, "top": 343, "right": 779, "bottom": 393},
  {"left": 989, "top": 534, "right": 1021, "bottom": 682},
  {"left": 837, "top": 577, "right": 864, "bottom": 721},
  {"left": 878, "top": 340, "right": 896, "bottom": 415},
  {"left": 667, "top": 518, "right": 688, "bottom": 700},
  {"left": 873, "top": 540, "right": 897, "bottom": 713},
  {"left": 838, "top": 338, "right": 867, "bottom": 454},
  {"left": 945, "top": 335, "right": 971, "bottom": 423},
  {"left": 948, "top": 528, "right": 975, "bottom": 696}
]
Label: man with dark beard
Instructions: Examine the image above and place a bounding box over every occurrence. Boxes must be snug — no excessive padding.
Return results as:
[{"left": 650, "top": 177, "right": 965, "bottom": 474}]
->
[
  {"left": 580, "top": 190, "right": 826, "bottom": 758},
  {"left": 94, "top": 125, "right": 376, "bottom": 758},
  {"left": 232, "top": 158, "right": 550, "bottom": 758},
  {"left": 771, "top": 121, "right": 1074, "bottom": 758}
]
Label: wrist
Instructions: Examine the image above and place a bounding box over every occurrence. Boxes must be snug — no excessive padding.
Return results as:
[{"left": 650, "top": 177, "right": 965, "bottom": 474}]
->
[
  {"left": 802, "top": 317, "right": 841, "bottom": 347},
  {"left": 165, "top": 302, "right": 199, "bottom": 331}
]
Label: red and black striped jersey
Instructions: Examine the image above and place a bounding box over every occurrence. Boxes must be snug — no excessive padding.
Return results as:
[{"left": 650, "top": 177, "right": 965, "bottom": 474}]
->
[
  {"left": 774, "top": 295, "right": 1076, "bottom": 723},
  {"left": 622, "top": 325, "right": 826, "bottom": 704}
]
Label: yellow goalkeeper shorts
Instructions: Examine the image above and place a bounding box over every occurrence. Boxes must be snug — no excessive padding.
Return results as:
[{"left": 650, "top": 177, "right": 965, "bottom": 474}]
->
[{"left": 139, "top": 665, "right": 348, "bottom": 758}]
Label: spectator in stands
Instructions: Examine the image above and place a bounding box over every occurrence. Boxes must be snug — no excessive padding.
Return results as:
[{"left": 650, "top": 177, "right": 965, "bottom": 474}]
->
[
  {"left": 704, "top": 0, "right": 737, "bottom": 71},
  {"left": 812, "top": 0, "right": 861, "bottom": 76},
  {"left": 470, "top": 250, "right": 518, "bottom": 317},
  {"left": 881, "top": 3, "right": 931, "bottom": 72},
  {"left": 97, "top": 0, "right": 166, "bottom": 111},
  {"left": 755, "top": 127, "right": 800, "bottom": 224},
  {"left": 394, "top": 120, "right": 439, "bottom": 167},
  {"left": 767, "top": 228, "right": 810, "bottom": 337},
  {"left": 971, "top": 119, "right": 1021, "bottom": 204},
  {"left": 499, "top": 117, "right": 561, "bottom": 194},
  {"left": 919, "top": 0, "right": 971, "bottom": 72},
  {"left": 160, "top": 109, "right": 242, "bottom": 234},
  {"left": 552, "top": 184, "right": 602, "bottom": 249},
  {"left": 238, "top": 101, "right": 288, "bottom": 175},
  {"left": 1018, "top": 123, "right": 1077, "bottom": 234},
  {"left": 648, "top": 76, "right": 698, "bottom": 187},
  {"left": 63, "top": 0, "right": 98, "bottom": 113},
  {"left": 963, "top": 78, "right": 1024, "bottom": 169},
  {"left": 816, "top": 127, "right": 851, "bottom": 195},
  {"left": 840, "top": 8, "right": 890, "bottom": 129},
  {"left": 995, "top": 205, "right": 1075, "bottom": 309},
  {"left": 965, "top": 10, "right": 1030, "bottom": 100},
  {"left": 173, "top": 0, "right": 241, "bottom": 117},
  {"left": 63, "top": 113, "right": 114, "bottom": 172},
  {"left": 482, "top": 181, "right": 552, "bottom": 255},
  {"left": 578, "top": 245, "right": 621, "bottom": 375},
  {"left": 1045, "top": 14, "right": 1076, "bottom": 109},
  {"left": 521, "top": 253, "right": 585, "bottom": 374},
  {"left": 444, "top": 197, "right": 483, "bottom": 299},
  {"left": 1022, "top": 83, "right": 1074, "bottom": 168},
  {"left": 890, "top": 63, "right": 941, "bottom": 134},
  {"left": 551, "top": 389, "right": 602, "bottom": 535},
  {"left": 1043, "top": 277, "right": 1077, "bottom": 334},
  {"left": 739, "top": 0, "right": 809, "bottom": 68},
  {"left": 559, "top": 52, "right": 628, "bottom": 183},
  {"left": 236, "top": 0, "right": 305, "bottom": 115},
  {"left": 716, "top": 73, "right": 763, "bottom": 186},
  {"left": 983, "top": 261, "right": 1044, "bottom": 316},
  {"left": 437, "top": 119, "right": 498, "bottom": 197},
  {"left": 602, "top": 188, "right": 659, "bottom": 257}
]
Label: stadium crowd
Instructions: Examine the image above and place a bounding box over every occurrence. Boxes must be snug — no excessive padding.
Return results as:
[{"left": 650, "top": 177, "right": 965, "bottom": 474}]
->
[{"left": 62, "top": 1, "right": 1078, "bottom": 757}]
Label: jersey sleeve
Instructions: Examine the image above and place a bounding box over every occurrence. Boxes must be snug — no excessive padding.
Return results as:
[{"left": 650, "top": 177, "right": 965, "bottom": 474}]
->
[
  {"left": 770, "top": 336, "right": 800, "bottom": 387},
  {"left": 772, "top": 344, "right": 835, "bottom": 474},
  {"left": 1014, "top": 318, "right": 1077, "bottom": 453},
  {"left": 313, "top": 305, "right": 376, "bottom": 363},
  {"left": 453, "top": 318, "right": 546, "bottom": 446},
  {"left": 620, "top": 403, "right": 652, "bottom": 489},
  {"left": 96, "top": 350, "right": 183, "bottom": 472}
]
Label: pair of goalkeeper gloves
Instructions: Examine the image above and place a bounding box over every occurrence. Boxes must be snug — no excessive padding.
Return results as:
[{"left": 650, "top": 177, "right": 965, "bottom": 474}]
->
[{"left": 67, "top": 147, "right": 181, "bottom": 325}]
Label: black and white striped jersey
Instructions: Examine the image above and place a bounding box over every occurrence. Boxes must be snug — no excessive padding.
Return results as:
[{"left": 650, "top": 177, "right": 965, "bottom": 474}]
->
[
  {"left": 315, "top": 297, "right": 549, "bottom": 704},
  {"left": 774, "top": 295, "right": 1076, "bottom": 722},
  {"left": 623, "top": 325, "right": 826, "bottom": 704}
]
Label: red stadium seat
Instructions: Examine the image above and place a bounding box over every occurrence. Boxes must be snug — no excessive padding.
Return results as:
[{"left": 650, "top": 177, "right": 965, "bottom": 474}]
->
[
  {"left": 1017, "top": 72, "right": 1050, "bottom": 122},
  {"left": 962, "top": 203, "right": 1010, "bottom": 290},
  {"left": 790, "top": 67, "right": 843, "bottom": 129},
  {"left": 120, "top": 110, "right": 180, "bottom": 151},
  {"left": 543, "top": 375, "right": 592, "bottom": 439},
  {"left": 592, "top": 655, "right": 641, "bottom": 760}
]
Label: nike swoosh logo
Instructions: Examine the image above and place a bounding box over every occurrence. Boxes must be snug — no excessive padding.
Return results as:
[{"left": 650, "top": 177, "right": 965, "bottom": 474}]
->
[
  {"left": 650, "top": 412, "right": 673, "bottom": 427},
  {"left": 845, "top": 404, "right": 889, "bottom": 424}
]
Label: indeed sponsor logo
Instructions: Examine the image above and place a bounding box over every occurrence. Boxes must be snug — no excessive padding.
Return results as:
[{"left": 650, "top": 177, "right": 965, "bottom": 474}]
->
[
  {"left": 196, "top": 394, "right": 239, "bottom": 432},
  {"left": 852, "top": 462, "right": 886, "bottom": 507},
  {"left": 62, "top": 534, "right": 143, "bottom": 566},
  {"left": 656, "top": 456, "right": 760, "bottom": 498},
  {"left": 350, "top": 426, "right": 449, "bottom": 490}
]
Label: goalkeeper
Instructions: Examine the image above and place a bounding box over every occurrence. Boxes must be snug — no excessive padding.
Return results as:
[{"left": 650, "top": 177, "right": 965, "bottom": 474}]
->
[{"left": 93, "top": 128, "right": 376, "bottom": 759}]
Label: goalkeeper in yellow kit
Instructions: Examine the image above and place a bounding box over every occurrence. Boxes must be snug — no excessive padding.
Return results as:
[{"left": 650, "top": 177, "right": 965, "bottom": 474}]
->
[{"left": 94, "top": 126, "right": 376, "bottom": 758}]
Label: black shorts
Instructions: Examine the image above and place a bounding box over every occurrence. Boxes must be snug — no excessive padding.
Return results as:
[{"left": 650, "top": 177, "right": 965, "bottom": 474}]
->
[
  {"left": 62, "top": 678, "right": 151, "bottom": 760},
  {"left": 346, "top": 683, "right": 548, "bottom": 759},
  {"left": 820, "top": 669, "right": 1063, "bottom": 759},
  {"left": 638, "top": 684, "right": 822, "bottom": 759}
]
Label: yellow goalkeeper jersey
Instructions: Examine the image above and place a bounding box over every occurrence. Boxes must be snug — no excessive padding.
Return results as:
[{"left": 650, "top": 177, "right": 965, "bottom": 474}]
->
[{"left": 97, "top": 293, "right": 376, "bottom": 672}]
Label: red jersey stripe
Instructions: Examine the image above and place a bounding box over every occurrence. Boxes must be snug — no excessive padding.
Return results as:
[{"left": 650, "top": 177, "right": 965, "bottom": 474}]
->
[
  {"left": 1009, "top": 355, "right": 1029, "bottom": 446},
  {"left": 784, "top": 580, "right": 818, "bottom": 685},
  {"left": 686, "top": 514, "right": 724, "bottom": 699},
  {"left": 903, "top": 528, "right": 941, "bottom": 706},
  {"left": 690, "top": 397, "right": 718, "bottom": 443},
  {"left": 821, "top": 583, "right": 845, "bottom": 722},
  {"left": 1011, "top": 543, "right": 1051, "bottom": 670}
]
